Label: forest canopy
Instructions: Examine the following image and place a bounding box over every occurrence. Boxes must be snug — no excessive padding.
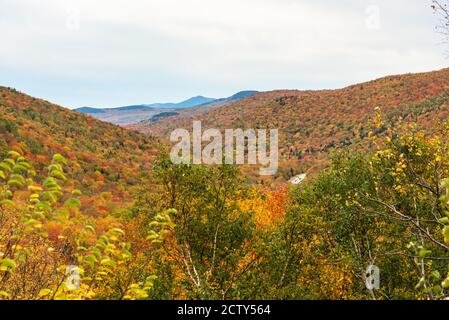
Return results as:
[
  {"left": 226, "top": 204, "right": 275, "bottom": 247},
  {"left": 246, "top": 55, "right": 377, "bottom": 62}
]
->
[{"left": 3, "top": 106, "right": 449, "bottom": 299}]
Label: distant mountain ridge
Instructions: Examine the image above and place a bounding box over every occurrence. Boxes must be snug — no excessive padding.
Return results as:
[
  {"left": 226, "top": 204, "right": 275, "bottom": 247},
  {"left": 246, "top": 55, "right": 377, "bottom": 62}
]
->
[
  {"left": 176, "top": 96, "right": 216, "bottom": 108},
  {"left": 75, "top": 91, "right": 258, "bottom": 125},
  {"left": 76, "top": 106, "right": 108, "bottom": 114},
  {"left": 76, "top": 96, "right": 217, "bottom": 114},
  {"left": 198, "top": 90, "right": 259, "bottom": 107}
]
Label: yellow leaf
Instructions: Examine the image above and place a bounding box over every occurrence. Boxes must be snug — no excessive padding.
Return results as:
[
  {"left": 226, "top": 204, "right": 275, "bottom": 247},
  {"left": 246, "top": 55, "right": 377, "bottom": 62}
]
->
[{"left": 38, "top": 289, "right": 52, "bottom": 298}]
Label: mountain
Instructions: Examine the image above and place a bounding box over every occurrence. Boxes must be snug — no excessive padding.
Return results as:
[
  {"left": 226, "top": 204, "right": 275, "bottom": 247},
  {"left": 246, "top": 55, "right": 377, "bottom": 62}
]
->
[
  {"left": 107, "top": 104, "right": 155, "bottom": 111},
  {"left": 129, "top": 68, "right": 449, "bottom": 180},
  {"left": 150, "top": 111, "right": 180, "bottom": 122},
  {"left": 75, "top": 96, "right": 214, "bottom": 114},
  {"left": 174, "top": 96, "right": 216, "bottom": 108},
  {"left": 74, "top": 92, "right": 258, "bottom": 125},
  {"left": 76, "top": 106, "right": 106, "bottom": 114},
  {"left": 0, "top": 86, "right": 159, "bottom": 215},
  {"left": 199, "top": 91, "right": 259, "bottom": 107},
  {"left": 74, "top": 97, "right": 213, "bottom": 125}
]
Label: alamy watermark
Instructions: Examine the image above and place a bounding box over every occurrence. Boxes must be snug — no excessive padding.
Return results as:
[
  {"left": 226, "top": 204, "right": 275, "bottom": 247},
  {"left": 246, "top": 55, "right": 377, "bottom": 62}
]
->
[
  {"left": 170, "top": 121, "right": 279, "bottom": 176},
  {"left": 365, "top": 5, "right": 381, "bottom": 30},
  {"left": 65, "top": 265, "right": 80, "bottom": 290},
  {"left": 65, "top": 0, "right": 81, "bottom": 31},
  {"left": 365, "top": 265, "right": 380, "bottom": 291}
]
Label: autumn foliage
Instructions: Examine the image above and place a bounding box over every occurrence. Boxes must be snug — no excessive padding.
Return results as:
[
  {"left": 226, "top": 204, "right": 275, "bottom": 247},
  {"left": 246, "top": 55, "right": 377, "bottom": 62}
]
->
[{"left": 2, "top": 67, "right": 449, "bottom": 300}]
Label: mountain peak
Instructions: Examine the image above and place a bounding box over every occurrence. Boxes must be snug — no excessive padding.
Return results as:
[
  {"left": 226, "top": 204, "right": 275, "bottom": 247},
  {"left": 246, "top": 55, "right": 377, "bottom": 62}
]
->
[{"left": 176, "top": 96, "right": 216, "bottom": 108}]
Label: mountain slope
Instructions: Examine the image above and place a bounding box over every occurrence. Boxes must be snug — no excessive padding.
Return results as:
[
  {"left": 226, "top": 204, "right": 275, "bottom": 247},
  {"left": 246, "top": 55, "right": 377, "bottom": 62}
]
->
[
  {"left": 130, "top": 68, "right": 449, "bottom": 180},
  {"left": 175, "top": 96, "right": 216, "bottom": 108},
  {"left": 199, "top": 91, "right": 259, "bottom": 107},
  {"left": 0, "top": 87, "right": 159, "bottom": 214},
  {"left": 76, "top": 106, "right": 106, "bottom": 114}
]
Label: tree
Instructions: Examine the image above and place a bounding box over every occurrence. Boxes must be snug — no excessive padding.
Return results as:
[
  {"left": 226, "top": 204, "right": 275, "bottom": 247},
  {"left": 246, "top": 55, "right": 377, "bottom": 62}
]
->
[
  {"left": 433, "top": 0, "right": 449, "bottom": 54},
  {"left": 140, "top": 154, "right": 257, "bottom": 299},
  {"left": 0, "top": 151, "right": 166, "bottom": 300}
]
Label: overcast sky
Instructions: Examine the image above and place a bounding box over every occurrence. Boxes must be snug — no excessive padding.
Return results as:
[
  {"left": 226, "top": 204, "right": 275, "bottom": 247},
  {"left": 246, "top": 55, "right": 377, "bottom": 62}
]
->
[{"left": 0, "top": 0, "right": 447, "bottom": 108}]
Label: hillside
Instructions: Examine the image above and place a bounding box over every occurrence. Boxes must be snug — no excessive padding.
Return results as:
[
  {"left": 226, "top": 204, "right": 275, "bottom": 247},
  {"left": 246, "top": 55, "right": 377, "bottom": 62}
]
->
[
  {"left": 131, "top": 68, "right": 449, "bottom": 180},
  {"left": 0, "top": 87, "right": 159, "bottom": 215},
  {"left": 196, "top": 90, "right": 259, "bottom": 107}
]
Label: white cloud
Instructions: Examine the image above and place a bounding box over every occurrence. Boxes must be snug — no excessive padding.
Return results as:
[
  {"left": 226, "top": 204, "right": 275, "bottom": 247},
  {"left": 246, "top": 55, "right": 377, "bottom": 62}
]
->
[{"left": 0, "top": 0, "right": 447, "bottom": 108}]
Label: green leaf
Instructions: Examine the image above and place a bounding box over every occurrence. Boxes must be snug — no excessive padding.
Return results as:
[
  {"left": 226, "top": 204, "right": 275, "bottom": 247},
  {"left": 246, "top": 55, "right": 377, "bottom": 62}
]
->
[
  {"left": 0, "top": 200, "right": 14, "bottom": 206},
  {"left": 42, "top": 191, "right": 58, "bottom": 203},
  {"left": 100, "top": 258, "right": 116, "bottom": 268},
  {"left": 24, "top": 218, "right": 42, "bottom": 228},
  {"left": 52, "top": 154, "right": 67, "bottom": 165},
  {"left": 7, "top": 151, "right": 21, "bottom": 159},
  {"left": 86, "top": 255, "right": 98, "bottom": 268},
  {"left": 32, "top": 211, "right": 45, "bottom": 220},
  {"left": 432, "top": 270, "right": 441, "bottom": 281},
  {"left": 85, "top": 225, "right": 96, "bottom": 234},
  {"left": 50, "top": 171, "right": 66, "bottom": 181},
  {"left": 0, "top": 162, "right": 12, "bottom": 173},
  {"left": 0, "top": 258, "right": 17, "bottom": 272},
  {"left": 433, "top": 285, "right": 442, "bottom": 295},
  {"left": 13, "top": 163, "right": 29, "bottom": 173},
  {"left": 3, "top": 158, "right": 15, "bottom": 167},
  {"left": 418, "top": 249, "right": 431, "bottom": 258},
  {"left": 167, "top": 209, "right": 177, "bottom": 215},
  {"left": 43, "top": 177, "right": 60, "bottom": 189},
  {"left": 7, "top": 179, "right": 24, "bottom": 188},
  {"left": 10, "top": 174, "right": 25, "bottom": 184},
  {"left": 36, "top": 201, "right": 52, "bottom": 212},
  {"left": 47, "top": 164, "right": 63, "bottom": 172},
  {"left": 54, "top": 209, "right": 69, "bottom": 218},
  {"left": 64, "top": 198, "right": 81, "bottom": 209},
  {"left": 111, "top": 228, "right": 125, "bottom": 236}
]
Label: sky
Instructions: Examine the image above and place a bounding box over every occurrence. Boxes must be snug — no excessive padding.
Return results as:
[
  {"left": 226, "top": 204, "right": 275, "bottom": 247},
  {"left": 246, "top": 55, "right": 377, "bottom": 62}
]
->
[{"left": 0, "top": 0, "right": 448, "bottom": 109}]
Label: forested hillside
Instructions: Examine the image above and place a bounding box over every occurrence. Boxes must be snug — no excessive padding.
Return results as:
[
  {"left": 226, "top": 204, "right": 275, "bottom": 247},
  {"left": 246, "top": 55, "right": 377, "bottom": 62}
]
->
[
  {"left": 0, "top": 86, "right": 159, "bottom": 214},
  {"left": 132, "top": 68, "right": 449, "bottom": 180}
]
